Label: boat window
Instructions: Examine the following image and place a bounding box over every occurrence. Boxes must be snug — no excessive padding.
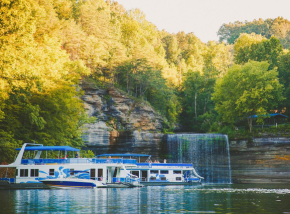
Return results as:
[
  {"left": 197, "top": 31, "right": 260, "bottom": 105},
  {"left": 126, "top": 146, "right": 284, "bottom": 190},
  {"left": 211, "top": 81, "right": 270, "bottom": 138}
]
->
[
  {"left": 176, "top": 177, "right": 182, "bottom": 181},
  {"left": 49, "top": 169, "right": 54, "bottom": 176},
  {"left": 30, "top": 169, "right": 39, "bottom": 177},
  {"left": 150, "top": 177, "right": 156, "bottom": 180},
  {"left": 20, "top": 169, "right": 28, "bottom": 177},
  {"left": 160, "top": 177, "right": 166, "bottom": 181},
  {"left": 150, "top": 170, "right": 158, "bottom": 174},
  {"left": 173, "top": 170, "right": 182, "bottom": 174},
  {"left": 98, "top": 169, "right": 103, "bottom": 181},
  {"left": 113, "top": 168, "right": 118, "bottom": 177},
  {"left": 91, "top": 169, "right": 96, "bottom": 180},
  {"left": 160, "top": 170, "right": 168, "bottom": 174},
  {"left": 131, "top": 171, "right": 139, "bottom": 177},
  {"left": 70, "top": 169, "right": 74, "bottom": 176}
]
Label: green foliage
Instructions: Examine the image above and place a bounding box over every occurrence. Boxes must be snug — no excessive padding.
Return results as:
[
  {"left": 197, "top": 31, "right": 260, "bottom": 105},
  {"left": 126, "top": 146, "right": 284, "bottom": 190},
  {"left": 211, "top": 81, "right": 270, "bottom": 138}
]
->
[
  {"left": 0, "top": 0, "right": 93, "bottom": 162},
  {"left": 218, "top": 17, "right": 290, "bottom": 48},
  {"left": 277, "top": 51, "right": 290, "bottom": 115},
  {"left": 81, "top": 150, "right": 95, "bottom": 158},
  {"left": 115, "top": 59, "right": 180, "bottom": 128},
  {"left": 2, "top": 0, "right": 290, "bottom": 160},
  {"left": 0, "top": 132, "right": 22, "bottom": 164},
  {"left": 197, "top": 112, "right": 217, "bottom": 133},
  {"left": 212, "top": 61, "right": 284, "bottom": 132},
  {"left": 179, "top": 71, "right": 216, "bottom": 132},
  {"left": 234, "top": 35, "right": 283, "bottom": 69}
]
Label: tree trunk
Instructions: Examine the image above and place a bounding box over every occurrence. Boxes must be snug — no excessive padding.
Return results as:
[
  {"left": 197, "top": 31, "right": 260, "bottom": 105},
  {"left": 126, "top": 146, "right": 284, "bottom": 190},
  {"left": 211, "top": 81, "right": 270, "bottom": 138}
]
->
[
  {"left": 179, "top": 63, "right": 182, "bottom": 85},
  {"left": 111, "top": 68, "right": 114, "bottom": 88},
  {"left": 140, "top": 83, "right": 141, "bottom": 97},
  {"left": 204, "top": 95, "right": 209, "bottom": 114},
  {"left": 195, "top": 92, "right": 197, "bottom": 125},
  {"left": 136, "top": 84, "right": 137, "bottom": 97},
  {"left": 247, "top": 117, "right": 253, "bottom": 132},
  {"left": 127, "top": 71, "right": 129, "bottom": 93}
]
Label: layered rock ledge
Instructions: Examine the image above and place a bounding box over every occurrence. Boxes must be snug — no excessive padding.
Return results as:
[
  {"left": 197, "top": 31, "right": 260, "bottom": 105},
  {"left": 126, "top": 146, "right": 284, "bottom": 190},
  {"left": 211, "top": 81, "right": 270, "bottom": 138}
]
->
[{"left": 81, "top": 85, "right": 165, "bottom": 147}]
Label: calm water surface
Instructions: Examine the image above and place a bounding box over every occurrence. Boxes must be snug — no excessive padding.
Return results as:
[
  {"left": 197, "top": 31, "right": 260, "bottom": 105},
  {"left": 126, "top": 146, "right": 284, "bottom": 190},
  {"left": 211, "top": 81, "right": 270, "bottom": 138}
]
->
[{"left": 1, "top": 184, "right": 290, "bottom": 213}]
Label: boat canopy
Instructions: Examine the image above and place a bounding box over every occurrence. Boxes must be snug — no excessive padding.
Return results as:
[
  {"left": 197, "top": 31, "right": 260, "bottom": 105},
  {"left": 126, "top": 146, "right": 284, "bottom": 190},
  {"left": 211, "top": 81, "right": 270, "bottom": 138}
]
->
[
  {"left": 97, "top": 154, "right": 150, "bottom": 157},
  {"left": 15, "top": 146, "right": 80, "bottom": 152},
  {"left": 248, "top": 113, "right": 289, "bottom": 118}
]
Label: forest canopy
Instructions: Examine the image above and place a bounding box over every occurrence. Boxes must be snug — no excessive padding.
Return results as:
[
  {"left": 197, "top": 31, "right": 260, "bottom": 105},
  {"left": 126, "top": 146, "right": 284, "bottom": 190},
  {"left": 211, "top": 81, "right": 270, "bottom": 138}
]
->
[{"left": 1, "top": 0, "right": 290, "bottom": 162}]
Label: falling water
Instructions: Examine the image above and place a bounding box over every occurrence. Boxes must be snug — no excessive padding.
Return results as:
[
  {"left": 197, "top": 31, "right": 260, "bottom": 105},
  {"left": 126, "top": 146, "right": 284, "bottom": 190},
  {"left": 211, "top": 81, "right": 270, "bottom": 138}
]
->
[{"left": 166, "top": 134, "right": 232, "bottom": 184}]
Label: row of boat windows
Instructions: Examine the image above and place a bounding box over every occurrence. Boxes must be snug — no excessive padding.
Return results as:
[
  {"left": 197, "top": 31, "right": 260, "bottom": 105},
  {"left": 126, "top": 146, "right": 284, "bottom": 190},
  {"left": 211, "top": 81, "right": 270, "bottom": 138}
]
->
[
  {"left": 149, "top": 170, "right": 182, "bottom": 174},
  {"left": 149, "top": 177, "right": 182, "bottom": 181},
  {"left": 18, "top": 169, "right": 103, "bottom": 178},
  {"left": 18, "top": 169, "right": 55, "bottom": 177}
]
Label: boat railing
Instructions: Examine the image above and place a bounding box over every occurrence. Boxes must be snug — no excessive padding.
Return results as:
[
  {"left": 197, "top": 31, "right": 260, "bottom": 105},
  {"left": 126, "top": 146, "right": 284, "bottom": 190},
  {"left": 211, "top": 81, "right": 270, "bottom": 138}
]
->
[
  {"left": 92, "top": 158, "right": 136, "bottom": 164},
  {"left": 0, "top": 178, "right": 15, "bottom": 184},
  {"left": 21, "top": 158, "right": 136, "bottom": 165},
  {"left": 136, "top": 163, "right": 193, "bottom": 168}
]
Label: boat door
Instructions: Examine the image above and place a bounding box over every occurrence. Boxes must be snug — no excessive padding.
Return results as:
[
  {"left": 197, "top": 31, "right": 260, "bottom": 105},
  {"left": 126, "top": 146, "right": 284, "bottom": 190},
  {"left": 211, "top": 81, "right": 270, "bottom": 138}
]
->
[
  {"left": 107, "top": 167, "right": 115, "bottom": 183},
  {"left": 141, "top": 170, "right": 148, "bottom": 182}
]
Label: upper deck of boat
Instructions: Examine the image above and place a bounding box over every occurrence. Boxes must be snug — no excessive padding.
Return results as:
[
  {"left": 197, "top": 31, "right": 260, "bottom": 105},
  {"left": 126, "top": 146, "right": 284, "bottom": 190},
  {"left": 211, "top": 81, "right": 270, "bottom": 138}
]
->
[
  {"left": 10, "top": 144, "right": 137, "bottom": 166},
  {"left": 97, "top": 154, "right": 194, "bottom": 169},
  {"left": 21, "top": 158, "right": 136, "bottom": 165}
]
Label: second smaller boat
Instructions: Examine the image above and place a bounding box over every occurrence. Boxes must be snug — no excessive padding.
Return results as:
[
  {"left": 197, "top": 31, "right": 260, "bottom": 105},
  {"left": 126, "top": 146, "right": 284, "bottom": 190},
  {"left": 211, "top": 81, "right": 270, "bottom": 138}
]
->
[{"left": 41, "top": 170, "right": 106, "bottom": 189}]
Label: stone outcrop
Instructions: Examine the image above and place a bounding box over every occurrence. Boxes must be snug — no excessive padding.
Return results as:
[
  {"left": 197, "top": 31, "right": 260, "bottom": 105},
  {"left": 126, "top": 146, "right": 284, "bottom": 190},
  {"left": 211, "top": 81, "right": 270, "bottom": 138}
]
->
[
  {"left": 230, "top": 137, "right": 290, "bottom": 183},
  {"left": 81, "top": 85, "right": 165, "bottom": 147}
]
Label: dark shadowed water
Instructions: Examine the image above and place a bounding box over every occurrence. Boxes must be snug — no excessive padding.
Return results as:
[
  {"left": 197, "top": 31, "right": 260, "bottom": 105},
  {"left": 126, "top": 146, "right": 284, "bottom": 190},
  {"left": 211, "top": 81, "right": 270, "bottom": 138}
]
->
[{"left": 1, "top": 184, "right": 290, "bottom": 213}]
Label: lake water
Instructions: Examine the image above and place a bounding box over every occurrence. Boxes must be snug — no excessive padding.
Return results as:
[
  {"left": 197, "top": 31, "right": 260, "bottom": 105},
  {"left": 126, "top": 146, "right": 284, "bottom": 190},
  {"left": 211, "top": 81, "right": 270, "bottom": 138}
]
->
[{"left": 1, "top": 184, "right": 290, "bottom": 213}]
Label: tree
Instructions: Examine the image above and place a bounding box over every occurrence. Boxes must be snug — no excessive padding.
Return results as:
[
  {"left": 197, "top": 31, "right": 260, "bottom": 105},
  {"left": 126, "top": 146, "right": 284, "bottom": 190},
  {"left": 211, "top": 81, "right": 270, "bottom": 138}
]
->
[
  {"left": 277, "top": 51, "right": 290, "bottom": 116},
  {"left": 0, "top": 0, "right": 91, "bottom": 162},
  {"left": 218, "top": 17, "right": 290, "bottom": 48},
  {"left": 234, "top": 35, "right": 283, "bottom": 70},
  {"left": 179, "top": 71, "right": 215, "bottom": 132},
  {"left": 203, "top": 41, "right": 233, "bottom": 78},
  {"left": 212, "top": 61, "right": 284, "bottom": 132},
  {"left": 115, "top": 59, "right": 180, "bottom": 128},
  {"left": 162, "top": 35, "right": 180, "bottom": 65}
]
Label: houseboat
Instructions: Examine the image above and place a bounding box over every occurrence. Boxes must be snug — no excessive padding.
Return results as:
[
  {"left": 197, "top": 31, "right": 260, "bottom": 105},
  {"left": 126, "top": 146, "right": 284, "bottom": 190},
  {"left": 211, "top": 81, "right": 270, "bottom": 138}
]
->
[
  {"left": 97, "top": 154, "right": 204, "bottom": 186},
  {"left": 0, "top": 143, "right": 139, "bottom": 189}
]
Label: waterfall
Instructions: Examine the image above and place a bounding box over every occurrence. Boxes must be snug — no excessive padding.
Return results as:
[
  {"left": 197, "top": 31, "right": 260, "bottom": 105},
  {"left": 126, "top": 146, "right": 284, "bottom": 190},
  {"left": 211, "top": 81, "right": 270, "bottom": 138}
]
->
[{"left": 166, "top": 134, "right": 232, "bottom": 184}]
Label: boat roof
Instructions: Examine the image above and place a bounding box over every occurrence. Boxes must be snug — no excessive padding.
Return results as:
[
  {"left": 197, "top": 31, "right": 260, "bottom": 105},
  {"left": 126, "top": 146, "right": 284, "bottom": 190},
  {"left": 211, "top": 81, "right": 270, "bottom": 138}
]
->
[
  {"left": 15, "top": 146, "right": 80, "bottom": 152},
  {"left": 97, "top": 154, "right": 150, "bottom": 157}
]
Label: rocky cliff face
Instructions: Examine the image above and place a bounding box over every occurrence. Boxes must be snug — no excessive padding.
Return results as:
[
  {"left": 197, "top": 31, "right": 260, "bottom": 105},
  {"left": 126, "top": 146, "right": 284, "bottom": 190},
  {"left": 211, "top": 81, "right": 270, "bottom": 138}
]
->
[
  {"left": 230, "top": 137, "right": 290, "bottom": 183},
  {"left": 81, "top": 85, "right": 165, "bottom": 148}
]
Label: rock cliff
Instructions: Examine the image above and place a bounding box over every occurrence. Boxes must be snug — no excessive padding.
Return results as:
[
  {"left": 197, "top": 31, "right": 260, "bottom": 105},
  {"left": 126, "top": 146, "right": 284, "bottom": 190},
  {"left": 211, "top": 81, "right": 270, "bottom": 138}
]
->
[
  {"left": 81, "top": 85, "right": 165, "bottom": 148},
  {"left": 230, "top": 137, "right": 290, "bottom": 183}
]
